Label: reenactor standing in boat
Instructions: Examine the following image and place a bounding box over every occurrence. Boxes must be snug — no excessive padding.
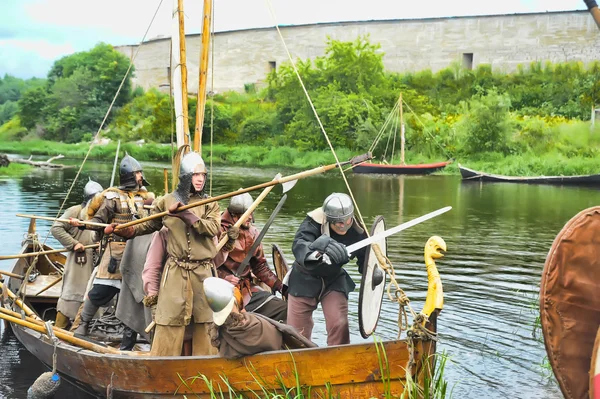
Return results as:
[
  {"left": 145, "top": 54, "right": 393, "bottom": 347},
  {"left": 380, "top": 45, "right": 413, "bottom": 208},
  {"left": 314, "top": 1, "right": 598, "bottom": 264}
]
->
[
  {"left": 287, "top": 193, "right": 367, "bottom": 346},
  {"left": 69, "top": 154, "right": 154, "bottom": 350},
  {"left": 112, "top": 152, "right": 223, "bottom": 356},
  {"left": 50, "top": 178, "right": 103, "bottom": 329},
  {"left": 213, "top": 192, "right": 288, "bottom": 322}
]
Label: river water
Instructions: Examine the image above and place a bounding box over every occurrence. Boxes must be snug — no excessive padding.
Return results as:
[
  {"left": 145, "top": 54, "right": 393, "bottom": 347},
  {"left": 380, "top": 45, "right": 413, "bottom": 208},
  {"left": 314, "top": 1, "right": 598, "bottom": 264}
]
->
[{"left": 1, "top": 157, "right": 597, "bottom": 398}]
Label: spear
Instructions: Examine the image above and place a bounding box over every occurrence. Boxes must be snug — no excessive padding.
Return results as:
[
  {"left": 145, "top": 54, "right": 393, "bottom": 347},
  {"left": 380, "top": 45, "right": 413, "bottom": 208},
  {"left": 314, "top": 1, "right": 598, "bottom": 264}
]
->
[{"left": 116, "top": 153, "right": 371, "bottom": 231}]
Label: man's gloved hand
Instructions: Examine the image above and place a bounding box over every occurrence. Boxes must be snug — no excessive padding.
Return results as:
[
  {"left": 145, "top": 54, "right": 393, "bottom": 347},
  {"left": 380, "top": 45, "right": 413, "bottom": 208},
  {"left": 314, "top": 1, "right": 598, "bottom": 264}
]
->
[
  {"left": 73, "top": 242, "right": 85, "bottom": 252},
  {"left": 224, "top": 274, "right": 240, "bottom": 285},
  {"left": 308, "top": 235, "right": 349, "bottom": 266},
  {"left": 143, "top": 295, "right": 158, "bottom": 319},
  {"left": 227, "top": 225, "right": 240, "bottom": 241},
  {"left": 168, "top": 201, "right": 200, "bottom": 226}
]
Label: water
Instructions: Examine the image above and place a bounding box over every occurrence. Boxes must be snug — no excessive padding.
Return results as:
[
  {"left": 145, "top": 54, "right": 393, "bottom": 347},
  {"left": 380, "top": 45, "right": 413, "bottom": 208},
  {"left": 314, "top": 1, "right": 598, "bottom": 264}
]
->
[{"left": 1, "top": 157, "right": 598, "bottom": 398}]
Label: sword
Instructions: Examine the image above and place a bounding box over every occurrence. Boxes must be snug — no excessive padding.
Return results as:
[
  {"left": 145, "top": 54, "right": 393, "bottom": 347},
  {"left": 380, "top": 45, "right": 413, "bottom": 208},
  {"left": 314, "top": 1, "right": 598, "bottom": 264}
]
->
[
  {"left": 233, "top": 193, "right": 288, "bottom": 277},
  {"left": 345, "top": 206, "right": 452, "bottom": 255}
]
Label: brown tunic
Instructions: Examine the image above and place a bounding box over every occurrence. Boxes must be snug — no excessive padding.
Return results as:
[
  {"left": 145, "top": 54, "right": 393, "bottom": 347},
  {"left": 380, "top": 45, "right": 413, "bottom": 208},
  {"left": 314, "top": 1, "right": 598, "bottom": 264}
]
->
[{"left": 133, "top": 192, "right": 220, "bottom": 326}]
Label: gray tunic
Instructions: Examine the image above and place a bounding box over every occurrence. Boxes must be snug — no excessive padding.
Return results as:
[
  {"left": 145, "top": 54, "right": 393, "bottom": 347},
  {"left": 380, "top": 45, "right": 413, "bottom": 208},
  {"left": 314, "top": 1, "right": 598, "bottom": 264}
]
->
[{"left": 50, "top": 205, "right": 97, "bottom": 319}]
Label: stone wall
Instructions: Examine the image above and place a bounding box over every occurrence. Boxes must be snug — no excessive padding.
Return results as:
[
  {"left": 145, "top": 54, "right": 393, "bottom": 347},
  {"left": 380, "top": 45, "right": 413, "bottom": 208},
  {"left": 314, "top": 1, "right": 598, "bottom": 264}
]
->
[{"left": 115, "top": 10, "right": 600, "bottom": 94}]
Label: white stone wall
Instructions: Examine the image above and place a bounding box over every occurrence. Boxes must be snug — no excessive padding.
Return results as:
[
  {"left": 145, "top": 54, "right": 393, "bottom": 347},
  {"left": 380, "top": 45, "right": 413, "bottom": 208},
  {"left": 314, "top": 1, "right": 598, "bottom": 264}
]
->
[{"left": 115, "top": 11, "right": 600, "bottom": 94}]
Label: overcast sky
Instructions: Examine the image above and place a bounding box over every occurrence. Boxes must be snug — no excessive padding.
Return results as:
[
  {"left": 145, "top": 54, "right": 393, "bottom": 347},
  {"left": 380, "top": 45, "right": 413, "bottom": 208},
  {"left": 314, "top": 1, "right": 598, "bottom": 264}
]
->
[{"left": 0, "top": 0, "right": 586, "bottom": 79}]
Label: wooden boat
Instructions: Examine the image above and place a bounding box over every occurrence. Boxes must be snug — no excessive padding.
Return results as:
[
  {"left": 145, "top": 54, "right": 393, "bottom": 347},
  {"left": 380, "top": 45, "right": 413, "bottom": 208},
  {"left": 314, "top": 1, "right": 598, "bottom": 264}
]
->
[
  {"left": 354, "top": 93, "right": 450, "bottom": 176},
  {"left": 353, "top": 160, "right": 452, "bottom": 175},
  {"left": 459, "top": 163, "right": 600, "bottom": 186},
  {"left": 1, "top": 222, "right": 445, "bottom": 398},
  {"left": 540, "top": 206, "right": 600, "bottom": 399}
]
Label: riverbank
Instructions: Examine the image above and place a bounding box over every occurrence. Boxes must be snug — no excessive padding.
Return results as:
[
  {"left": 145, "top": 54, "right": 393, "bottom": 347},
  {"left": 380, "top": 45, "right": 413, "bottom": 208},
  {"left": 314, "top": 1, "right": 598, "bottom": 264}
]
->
[
  {"left": 1, "top": 139, "right": 600, "bottom": 176},
  {"left": 0, "top": 163, "right": 33, "bottom": 177}
]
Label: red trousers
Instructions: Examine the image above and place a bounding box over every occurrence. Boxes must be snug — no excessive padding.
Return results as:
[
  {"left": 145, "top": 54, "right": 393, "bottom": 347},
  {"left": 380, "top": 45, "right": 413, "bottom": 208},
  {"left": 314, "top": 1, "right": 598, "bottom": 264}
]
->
[{"left": 287, "top": 291, "right": 349, "bottom": 346}]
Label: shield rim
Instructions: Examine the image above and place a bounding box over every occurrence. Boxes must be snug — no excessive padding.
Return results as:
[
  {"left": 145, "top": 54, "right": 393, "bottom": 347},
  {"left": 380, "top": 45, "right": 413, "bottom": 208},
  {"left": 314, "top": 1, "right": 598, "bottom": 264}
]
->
[
  {"left": 272, "top": 244, "right": 289, "bottom": 282},
  {"left": 358, "top": 215, "right": 387, "bottom": 339}
]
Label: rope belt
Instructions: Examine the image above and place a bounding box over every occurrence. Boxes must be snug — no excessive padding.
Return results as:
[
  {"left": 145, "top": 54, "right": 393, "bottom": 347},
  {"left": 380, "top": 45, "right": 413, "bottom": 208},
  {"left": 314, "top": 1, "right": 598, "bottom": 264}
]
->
[{"left": 168, "top": 256, "right": 213, "bottom": 271}]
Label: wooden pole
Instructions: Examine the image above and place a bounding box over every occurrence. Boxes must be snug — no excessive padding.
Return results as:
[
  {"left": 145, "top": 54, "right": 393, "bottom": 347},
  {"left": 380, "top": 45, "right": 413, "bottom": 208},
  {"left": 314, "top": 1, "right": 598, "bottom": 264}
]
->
[
  {"left": 34, "top": 276, "right": 62, "bottom": 296},
  {"left": 115, "top": 160, "right": 355, "bottom": 230},
  {"left": 585, "top": 0, "right": 600, "bottom": 30},
  {"left": 216, "top": 176, "right": 277, "bottom": 251},
  {"left": 399, "top": 93, "right": 405, "bottom": 166},
  {"left": 163, "top": 168, "right": 169, "bottom": 195},
  {"left": 0, "top": 281, "right": 39, "bottom": 319},
  {"left": 193, "top": 0, "right": 213, "bottom": 154},
  {"left": 0, "top": 244, "right": 100, "bottom": 260},
  {"left": 16, "top": 214, "right": 109, "bottom": 228},
  {"left": 145, "top": 175, "right": 280, "bottom": 334},
  {"left": 0, "top": 309, "right": 122, "bottom": 355},
  {"left": 110, "top": 140, "right": 121, "bottom": 187},
  {"left": 177, "top": 0, "right": 190, "bottom": 145},
  {"left": 0, "top": 270, "right": 25, "bottom": 280}
]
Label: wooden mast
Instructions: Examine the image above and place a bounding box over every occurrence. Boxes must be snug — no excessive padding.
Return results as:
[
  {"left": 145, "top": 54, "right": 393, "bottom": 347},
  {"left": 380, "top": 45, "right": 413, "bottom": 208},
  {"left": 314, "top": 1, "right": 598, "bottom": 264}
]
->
[
  {"left": 171, "top": 0, "right": 190, "bottom": 147},
  {"left": 399, "top": 93, "right": 406, "bottom": 165},
  {"left": 193, "top": 0, "right": 213, "bottom": 153}
]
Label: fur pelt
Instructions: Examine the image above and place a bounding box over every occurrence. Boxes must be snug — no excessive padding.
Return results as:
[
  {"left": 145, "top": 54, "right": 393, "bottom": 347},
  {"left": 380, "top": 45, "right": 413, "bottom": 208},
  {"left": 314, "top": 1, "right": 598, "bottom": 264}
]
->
[{"left": 86, "top": 188, "right": 154, "bottom": 219}]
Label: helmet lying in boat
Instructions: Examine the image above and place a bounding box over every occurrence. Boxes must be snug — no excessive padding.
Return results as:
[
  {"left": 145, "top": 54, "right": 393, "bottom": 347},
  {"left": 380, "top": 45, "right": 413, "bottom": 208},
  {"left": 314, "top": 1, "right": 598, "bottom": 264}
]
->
[
  {"left": 119, "top": 153, "right": 149, "bottom": 189},
  {"left": 174, "top": 151, "right": 207, "bottom": 204},
  {"left": 323, "top": 193, "right": 354, "bottom": 223},
  {"left": 228, "top": 192, "right": 253, "bottom": 215},
  {"left": 204, "top": 277, "right": 236, "bottom": 326},
  {"left": 83, "top": 178, "right": 103, "bottom": 201}
]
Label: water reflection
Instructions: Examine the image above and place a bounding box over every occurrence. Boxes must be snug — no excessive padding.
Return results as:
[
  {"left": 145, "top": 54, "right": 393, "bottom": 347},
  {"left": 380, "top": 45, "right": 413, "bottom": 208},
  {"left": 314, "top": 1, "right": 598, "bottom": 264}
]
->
[{"left": 2, "top": 158, "right": 596, "bottom": 398}]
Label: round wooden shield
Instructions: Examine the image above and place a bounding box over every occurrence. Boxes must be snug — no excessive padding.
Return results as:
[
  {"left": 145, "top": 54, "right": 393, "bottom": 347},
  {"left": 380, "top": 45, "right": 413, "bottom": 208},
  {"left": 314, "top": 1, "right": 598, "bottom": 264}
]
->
[
  {"left": 358, "top": 215, "right": 387, "bottom": 338},
  {"left": 591, "top": 327, "right": 600, "bottom": 399},
  {"left": 540, "top": 206, "right": 600, "bottom": 399},
  {"left": 272, "top": 244, "right": 289, "bottom": 282}
]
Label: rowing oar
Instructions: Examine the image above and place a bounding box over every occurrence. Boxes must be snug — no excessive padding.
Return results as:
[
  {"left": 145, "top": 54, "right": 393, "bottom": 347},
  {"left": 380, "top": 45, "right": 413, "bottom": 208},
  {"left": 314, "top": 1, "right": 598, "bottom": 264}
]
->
[
  {"left": 234, "top": 193, "right": 288, "bottom": 277},
  {"left": 0, "top": 270, "right": 25, "bottom": 280},
  {"left": 117, "top": 152, "right": 372, "bottom": 231},
  {"left": 0, "top": 280, "right": 40, "bottom": 319},
  {"left": 0, "top": 306, "right": 122, "bottom": 355},
  {"left": 0, "top": 244, "right": 100, "bottom": 260},
  {"left": 15, "top": 214, "right": 109, "bottom": 229},
  {"left": 584, "top": 0, "right": 600, "bottom": 30},
  {"left": 145, "top": 173, "right": 293, "bottom": 333}
]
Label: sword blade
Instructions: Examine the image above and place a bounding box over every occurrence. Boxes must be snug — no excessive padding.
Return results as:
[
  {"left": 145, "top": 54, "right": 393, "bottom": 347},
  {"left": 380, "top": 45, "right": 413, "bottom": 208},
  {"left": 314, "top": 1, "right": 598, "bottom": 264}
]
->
[
  {"left": 346, "top": 206, "right": 452, "bottom": 254},
  {"left": 234, "top": 193, "right": 289, "bottom": 277}
]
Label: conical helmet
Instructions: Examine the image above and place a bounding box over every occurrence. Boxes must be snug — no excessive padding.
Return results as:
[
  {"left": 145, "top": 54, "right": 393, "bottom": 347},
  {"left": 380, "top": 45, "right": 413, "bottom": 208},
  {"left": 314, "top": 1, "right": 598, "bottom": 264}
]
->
[
  {"left": 119, "top": 152, "right": 149, "bottom": 189},
  {"left": 174, "top": 151, "right": 207, "bottom": 204},
  {"left": 203, "top": 277, "right": 235, "bottom": 326},
  {"left": 323, "top": 193, "right": 354, "bottom": 223},
  {"left": 83, "top": 177, "right": 103, "bottom": 200},
  {"left": 228, "top": 192, "right": 253, "bottom": 215}
]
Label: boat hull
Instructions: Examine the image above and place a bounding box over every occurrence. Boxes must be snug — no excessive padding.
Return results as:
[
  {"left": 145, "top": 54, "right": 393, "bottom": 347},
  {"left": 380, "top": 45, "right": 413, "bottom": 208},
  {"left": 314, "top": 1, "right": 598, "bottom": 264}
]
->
[
  {"left": 5, "top": 238, "right": 439, "bottom": 398},
  {"left": 12, "top": 320, "right": 435, "bottom": 398},
  {"left": 353, "top": 161, "right": 451, "bottom": 175},
  {"left": 459, "top": 164, "right": 600, "bottom": 186}
]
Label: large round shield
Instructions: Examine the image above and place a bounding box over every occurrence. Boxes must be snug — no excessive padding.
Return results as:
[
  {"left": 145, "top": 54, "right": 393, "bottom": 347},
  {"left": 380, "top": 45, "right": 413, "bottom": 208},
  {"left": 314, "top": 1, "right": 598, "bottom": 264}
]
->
[
  {"left": 358, "top": 215, "right": 387, "bottom": 338},
  {"left": 272, "top": 244, "right": 289, "bottom": 282},
  {"left": 540, "top": 206, "right": 600, "bottom": 399}
]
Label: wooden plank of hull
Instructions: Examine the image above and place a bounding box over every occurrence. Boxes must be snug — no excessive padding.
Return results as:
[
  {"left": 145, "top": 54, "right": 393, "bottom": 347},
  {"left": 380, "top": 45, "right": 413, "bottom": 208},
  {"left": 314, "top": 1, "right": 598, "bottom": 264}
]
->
[
  {"left": 12, "top": 322, "right": 434, "bottom": 398},
  {"left": 459, "top": 164, "right": 600, "bottom": 186},
  {"left": 353, "top": 161, "right": 451, "bottom": 175}
]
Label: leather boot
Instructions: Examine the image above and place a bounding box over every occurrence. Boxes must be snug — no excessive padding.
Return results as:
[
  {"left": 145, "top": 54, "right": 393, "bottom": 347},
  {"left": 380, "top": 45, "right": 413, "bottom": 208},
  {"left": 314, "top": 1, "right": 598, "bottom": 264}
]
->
[
  {"left": 54, "top": 311, "right": 70, "bottom": 329},
  {"left": 119, "top": 326, "right": 138, "bottom": 351},
  {"left": 73, "top": 300, "right": 99, "bottom": 336}
]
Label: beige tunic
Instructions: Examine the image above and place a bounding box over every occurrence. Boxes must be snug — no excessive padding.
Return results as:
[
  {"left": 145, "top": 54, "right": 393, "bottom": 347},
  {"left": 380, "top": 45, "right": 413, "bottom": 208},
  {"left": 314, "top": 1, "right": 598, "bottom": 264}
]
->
[
  {"left": 134, "top": 193, "right": 220, "bottom": 325},
  {"left": 50, "top": 204, "right": 97, "bottom": 319}
]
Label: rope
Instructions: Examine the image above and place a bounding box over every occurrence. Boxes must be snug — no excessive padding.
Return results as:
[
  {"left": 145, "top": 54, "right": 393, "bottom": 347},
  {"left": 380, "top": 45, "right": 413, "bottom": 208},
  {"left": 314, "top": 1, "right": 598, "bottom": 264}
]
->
[
  {"left": 402, "top": 99, "right": 453, "bottom": 160},
  {"left": 15, "top": 0, "right": 166, "bottom": 303},
  {"left": 368, "top": 100, "right": 399, "bottom": 154},
  {"left": 264, "top": 0, "right": 369, "bottom": 233}
]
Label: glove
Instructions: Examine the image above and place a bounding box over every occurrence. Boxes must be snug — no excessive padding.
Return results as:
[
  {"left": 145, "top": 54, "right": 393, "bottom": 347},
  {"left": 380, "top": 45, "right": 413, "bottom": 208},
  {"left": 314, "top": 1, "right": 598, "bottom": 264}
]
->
[
  {"left": 227, "top": 225, "right": 240, "bottom": 241},
  {"left": 143, "top": 295, "right": 158, "bottom": 319},
  {"left": 308, "top": 235, "right": 349, "bottom": 266},
  {"left": 168, "top": 201, "right": 200, "bottom": 226}
]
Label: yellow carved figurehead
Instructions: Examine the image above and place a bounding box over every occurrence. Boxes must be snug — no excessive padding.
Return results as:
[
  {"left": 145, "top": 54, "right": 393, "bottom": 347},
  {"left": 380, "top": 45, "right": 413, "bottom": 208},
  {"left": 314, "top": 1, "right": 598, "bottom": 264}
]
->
[{"left": 420, "top": 236, "right": 446, "bottom": 321}]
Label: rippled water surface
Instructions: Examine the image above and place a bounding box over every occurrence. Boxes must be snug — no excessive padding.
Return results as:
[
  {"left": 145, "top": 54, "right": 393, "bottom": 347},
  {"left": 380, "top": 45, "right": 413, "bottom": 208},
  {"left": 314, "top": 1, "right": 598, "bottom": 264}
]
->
[{"left": 1, "top": 157, "right": 598, "bottom": 398}]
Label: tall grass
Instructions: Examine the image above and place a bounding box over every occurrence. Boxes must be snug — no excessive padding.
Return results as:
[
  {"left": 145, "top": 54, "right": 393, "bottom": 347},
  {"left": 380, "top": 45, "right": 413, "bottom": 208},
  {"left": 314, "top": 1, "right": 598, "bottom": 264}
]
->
[
  {"left": 0, "top": 163, "right": 32, "bottom": 177},
  {"left": 175, "top": 342, "right": 452, "bottom": 399}
]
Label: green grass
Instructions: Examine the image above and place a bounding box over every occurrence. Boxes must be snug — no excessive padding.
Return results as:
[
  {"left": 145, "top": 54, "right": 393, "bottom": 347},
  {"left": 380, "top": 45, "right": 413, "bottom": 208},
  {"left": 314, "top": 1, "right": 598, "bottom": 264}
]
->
[{"left": 0, "top": 163, "right": 33, "bottom": 177}]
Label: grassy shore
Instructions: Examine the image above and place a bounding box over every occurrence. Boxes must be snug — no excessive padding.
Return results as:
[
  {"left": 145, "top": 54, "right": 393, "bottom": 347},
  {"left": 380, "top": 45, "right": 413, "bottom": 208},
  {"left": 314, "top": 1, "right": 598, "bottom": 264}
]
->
[
  {"left": 0, "top": 163, "right": 33, "bottom": 177},
  {"left": 1, "top": 139, "right": 600, "bottom": 176}
]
